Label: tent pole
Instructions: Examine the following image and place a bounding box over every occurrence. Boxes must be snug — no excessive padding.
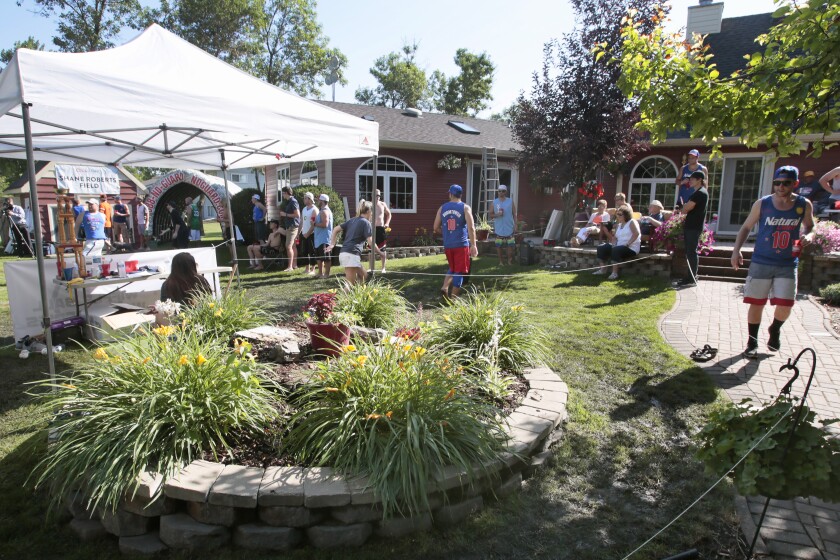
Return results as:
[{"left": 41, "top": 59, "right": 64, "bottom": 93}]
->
[
  {"left": 219, "top": 149, "right": 240, "bottom": 287},
  {"left": 369, "top": 156, "right": 378, "bottom": 276},
  {"left": 21, "top": 103, "right": 56, "bottom": 384}
]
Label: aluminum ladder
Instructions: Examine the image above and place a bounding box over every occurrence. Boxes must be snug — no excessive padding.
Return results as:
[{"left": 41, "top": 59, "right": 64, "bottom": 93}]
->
[{"left": 479, "top": 147, "right": 499, "bottom": 218}]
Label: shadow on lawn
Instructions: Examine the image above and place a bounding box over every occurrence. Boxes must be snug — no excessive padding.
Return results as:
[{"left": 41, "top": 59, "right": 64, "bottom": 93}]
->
[{"left": 0, "top": 348, "right": 77, "bottom": 417}]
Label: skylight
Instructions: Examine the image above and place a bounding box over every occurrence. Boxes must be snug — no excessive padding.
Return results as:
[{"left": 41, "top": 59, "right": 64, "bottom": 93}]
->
[{"left": 447, "top": 120, "right": 480, "bottom": 134}]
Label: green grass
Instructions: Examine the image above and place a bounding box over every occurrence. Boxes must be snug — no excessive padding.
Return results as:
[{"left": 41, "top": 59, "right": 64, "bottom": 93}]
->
[{"left": 0, "top": 253, "right": 740, "bottom": 559}]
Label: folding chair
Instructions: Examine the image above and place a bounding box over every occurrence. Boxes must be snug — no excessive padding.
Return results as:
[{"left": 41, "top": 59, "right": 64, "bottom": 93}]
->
[{"left": 261, "top": 245, "right": 286, "bottom": 271}]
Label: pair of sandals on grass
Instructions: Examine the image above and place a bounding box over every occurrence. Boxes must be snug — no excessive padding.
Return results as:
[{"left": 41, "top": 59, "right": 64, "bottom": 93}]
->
[{"left": 690, "top": 344, "right": 718, "bottom": 362}]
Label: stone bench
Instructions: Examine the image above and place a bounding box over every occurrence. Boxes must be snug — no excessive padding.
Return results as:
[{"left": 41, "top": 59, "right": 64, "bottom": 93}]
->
[{"left": 66, "top": 367, "right": 569, "bottom": 554}]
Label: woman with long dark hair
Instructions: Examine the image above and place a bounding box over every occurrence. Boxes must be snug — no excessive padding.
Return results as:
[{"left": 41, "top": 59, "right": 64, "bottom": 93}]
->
[{"left": 160, "top": 252, "right": 210, "bottom": 304}]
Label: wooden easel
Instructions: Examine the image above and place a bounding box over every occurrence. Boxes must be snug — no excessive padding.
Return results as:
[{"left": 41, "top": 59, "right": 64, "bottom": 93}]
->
[{"left": 55, "top": 194, "right": 87, "bottom": 278}]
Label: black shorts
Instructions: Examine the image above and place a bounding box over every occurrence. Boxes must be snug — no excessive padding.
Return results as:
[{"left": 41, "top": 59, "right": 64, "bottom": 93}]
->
[
  {"left": 299, "top": 234, "right": 315, "bottom": 258},
  {"left": 375, "top": 226, "right": 387, "bottom": 248},
  {"left": 315, "top": 244, "right": 331, "bottom": 261}
]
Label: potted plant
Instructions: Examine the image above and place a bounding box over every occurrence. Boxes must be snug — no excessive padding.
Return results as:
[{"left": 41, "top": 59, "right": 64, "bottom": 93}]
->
[
  {"left": 303, "top": 291, "right": 356, "bottom": 357},
  {"left": 476, "top": 216, "right": 492, "bottom": 241}
]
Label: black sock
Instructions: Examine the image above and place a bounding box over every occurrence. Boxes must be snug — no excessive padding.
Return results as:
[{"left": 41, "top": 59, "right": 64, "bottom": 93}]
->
[
  {"left": 769, "top": 318, "right": 785, "bottom": 333},
  {"left": 748, "top": 323, "right": 760, "bottom": 347}
]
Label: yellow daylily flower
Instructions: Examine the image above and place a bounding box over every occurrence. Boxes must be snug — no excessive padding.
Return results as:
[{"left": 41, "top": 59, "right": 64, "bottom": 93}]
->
[
  {"left": 178, "top": 355, "right": 189, "bottom": 366},
  {"left": 356, "top": 355, "right": 367, "bottom": 365},
  {"left": 443, "top": 314, "right": 451, "bottom": 322},
  {"left": 325, "top": 387, "right": 340, "bottom": 392},
  {"left": 93, "top": 348, "right": 108, "bottom": 360},
  {"left": 153, "top": 325, "right": 176, "bottom": 337},
  {"left": 366, "top": 413, "right": 382, "bottom": 420},
  {"left": 208, "top": 302, "right": 215, "bottom": 308},
  {"left": 195, "top": 354, "right": 207, "bottom": 366},
  {"left": 62, "top": 383, "right": 76, "bottom": 389},
  {"left": 385, "top": 410, "right": 393, "bottom": 419},
  {"left": 214, "top": 309, "right": 223, "bottom": 317},
  {"left": 142, "top": 357, "right": 151, "bottom": 365},
  {"left": 444, "top": 388, "right": 456, "bottom": 401},
  {"left": 342, "top": 344, "right": 356, "bottom": 353}
]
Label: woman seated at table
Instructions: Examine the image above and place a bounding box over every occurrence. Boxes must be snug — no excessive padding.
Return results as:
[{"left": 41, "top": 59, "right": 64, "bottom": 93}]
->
[
  {"left": 159, "top": 252, "right": 210, "bottom": 305},
  {"left": 593, "top": 205, "right": 640, "bottom": 280},
  {"left": 247, "top": 219, "right": 283, "bottom": 270},
  {"left": 570, "top": 199, "right": 609, "bottom": 247},
  {"left": 639, "top": 200, "right": 665, "bottom": 236}
]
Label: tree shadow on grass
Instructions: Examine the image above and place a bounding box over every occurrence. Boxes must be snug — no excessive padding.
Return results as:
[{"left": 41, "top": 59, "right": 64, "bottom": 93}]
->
[{"left": 0, "top": 348, "right": 77, "bottom": 417}]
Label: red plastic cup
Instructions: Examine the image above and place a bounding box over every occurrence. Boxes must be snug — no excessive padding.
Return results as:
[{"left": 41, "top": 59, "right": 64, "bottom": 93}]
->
[{"left": 100, "top": 263, "right": 111, "bottom": 277}]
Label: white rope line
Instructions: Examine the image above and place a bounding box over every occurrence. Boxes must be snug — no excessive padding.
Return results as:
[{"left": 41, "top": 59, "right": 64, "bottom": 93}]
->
[{"left": 621, "top": 404, "right": 795, "bottom": 560}]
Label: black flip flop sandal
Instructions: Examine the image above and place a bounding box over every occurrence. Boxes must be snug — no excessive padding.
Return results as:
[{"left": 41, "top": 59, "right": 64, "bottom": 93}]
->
[{"left": 690, "top": 344, "right": 718, "bottom": 362}]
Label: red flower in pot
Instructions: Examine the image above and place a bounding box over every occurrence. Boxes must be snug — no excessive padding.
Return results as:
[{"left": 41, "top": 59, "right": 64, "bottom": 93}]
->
[{"left": 303, "top": 292, "right": 353, "bottom": 357}]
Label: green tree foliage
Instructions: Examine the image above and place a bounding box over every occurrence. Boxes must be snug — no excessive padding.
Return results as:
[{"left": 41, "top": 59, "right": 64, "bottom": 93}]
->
[
  {"left": 511, "top": 0, "right": 660, "bottom": 242},
  {"left": 355, "top": 43, "right": 428, "bottom": 109},
  {"left": 0, "top": 36, "right": 45, "bottom": 67},
  {"left": 489, "top": 102, "right": 519, "bottom": 125},
  {"left": 614, "top": 0, "right": 840, "bottom": 157},
  {"left": 138, "top": 0, "right": 264, "bottom": 68},
  {"left": 255, "top": 0, "right": 346, "bottom": 97},
  {"left": 429, "top": 49, "right": 495, "bottom": 117},
  {"left": 21, "top": 0, "right": 140, "bottom": 52}
]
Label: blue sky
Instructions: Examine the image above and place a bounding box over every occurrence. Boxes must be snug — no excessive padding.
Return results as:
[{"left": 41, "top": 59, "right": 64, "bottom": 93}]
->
[{"left": 2, "top": 0, "right": 779, "bottom": 117}]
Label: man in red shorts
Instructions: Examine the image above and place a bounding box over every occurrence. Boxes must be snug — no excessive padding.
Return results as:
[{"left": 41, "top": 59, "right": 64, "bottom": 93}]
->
[{"left": 433, "top": 184, "right": 478, "bottom": 298}]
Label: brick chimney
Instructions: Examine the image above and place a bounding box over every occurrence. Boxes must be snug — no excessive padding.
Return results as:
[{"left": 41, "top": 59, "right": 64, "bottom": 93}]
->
[{"left": 686, "top": 1, "right": 724, "bottom": 40}]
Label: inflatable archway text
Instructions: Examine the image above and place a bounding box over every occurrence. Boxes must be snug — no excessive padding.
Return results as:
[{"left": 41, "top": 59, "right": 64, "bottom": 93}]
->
[{"left": 145, "top": 170, "right": 230, "bottom": 221}]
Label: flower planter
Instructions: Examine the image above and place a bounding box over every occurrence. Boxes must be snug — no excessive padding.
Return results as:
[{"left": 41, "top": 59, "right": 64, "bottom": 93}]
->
[
  {"left": 305, "top": 321, "right": 351, "bottom": 357},
  {"left": 476, "top": 229, "right": 490, "bottom": 241}
]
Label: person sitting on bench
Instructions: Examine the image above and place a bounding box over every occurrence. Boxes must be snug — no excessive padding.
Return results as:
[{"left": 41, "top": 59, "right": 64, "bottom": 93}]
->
[{"left": 247, "top": 219, "right": 283, "bottom": 270}]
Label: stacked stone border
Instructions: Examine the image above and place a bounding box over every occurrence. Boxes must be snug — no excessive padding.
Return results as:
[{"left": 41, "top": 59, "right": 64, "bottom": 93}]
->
[{"left": 66, "top": 367, "right": 568, "bottom": 555}]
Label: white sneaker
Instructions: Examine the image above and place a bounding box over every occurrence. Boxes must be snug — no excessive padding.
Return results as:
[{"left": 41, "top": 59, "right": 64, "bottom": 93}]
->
[
  {"left": 592, "top": 269, "right": 605, "bottom": 275},
  {"left": 608, "top": 272, "right": 619, "bottom": 280},
  {"left": 380, "top": 268, "right": 387, "bottom": 274},
  {"left": 19, "top": 349, "right": 29, "bottom": 359}
]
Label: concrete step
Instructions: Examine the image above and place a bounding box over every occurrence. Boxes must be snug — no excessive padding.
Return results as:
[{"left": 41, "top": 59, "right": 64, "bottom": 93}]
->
[
  {"left": 698, "top": 265, "right": 748, "bottom": 278},
  {"left": 698, "top": 274, "right": 746, "bottom": 284},
  {"left": 700, "top": 255, "right": 750, "bottom": 268}
]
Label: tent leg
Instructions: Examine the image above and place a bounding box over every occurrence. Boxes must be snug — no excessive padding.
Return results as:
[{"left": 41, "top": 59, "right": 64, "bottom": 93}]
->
[
  {"left": 22, "top": 103, "right": 56, "bottom": 385},
  {"left": 369, "top": 156, "right": 378, "bottom": 277},
  {"left": 219, "top": 150, "right": 240, "bottom": 288}
]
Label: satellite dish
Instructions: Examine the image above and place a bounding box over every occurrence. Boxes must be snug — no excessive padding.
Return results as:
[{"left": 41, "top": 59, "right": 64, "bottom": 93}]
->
[
  {"left": 325, "top": 71, "right": 339, "bottom": 86},
  {"left": 328, "top": 55, "right": 340, "bottom": 71}
]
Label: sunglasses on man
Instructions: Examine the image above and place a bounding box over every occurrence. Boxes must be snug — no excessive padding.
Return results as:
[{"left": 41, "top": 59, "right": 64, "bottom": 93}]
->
[{"left": 772, "top": 179, "right": 795, "bottom": 187}]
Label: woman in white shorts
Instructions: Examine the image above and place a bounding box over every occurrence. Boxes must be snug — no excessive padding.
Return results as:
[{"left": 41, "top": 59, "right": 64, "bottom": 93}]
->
[{"left": 326, "top": 200, "right": 385, "bottom": 284}]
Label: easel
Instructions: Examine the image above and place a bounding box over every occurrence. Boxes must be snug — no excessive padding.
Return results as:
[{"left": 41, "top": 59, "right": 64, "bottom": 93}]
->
[{"left": 55, "top": 194, "right": 86, "bottom": 278}]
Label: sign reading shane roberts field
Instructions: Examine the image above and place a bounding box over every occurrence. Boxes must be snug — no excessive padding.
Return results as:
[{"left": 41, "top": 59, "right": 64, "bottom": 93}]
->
[{"left": 55, "top": 165, "right": 121, "bottom": 195}]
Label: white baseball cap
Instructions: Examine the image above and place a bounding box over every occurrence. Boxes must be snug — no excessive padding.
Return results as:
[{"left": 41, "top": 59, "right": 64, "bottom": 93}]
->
[
  {"left": 319, "top": 194, "right": 330, "bottom": 202},
  {"left": 304, "top": 192, "right": 314, "bottom": 201},
  {"left": 498, "top": 185, "right": 508, "bottom": 191}
]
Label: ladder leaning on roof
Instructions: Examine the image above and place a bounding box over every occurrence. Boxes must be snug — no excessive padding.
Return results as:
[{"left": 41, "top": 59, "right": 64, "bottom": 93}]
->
[{"left": 478, "top": 147, "right": 499, "bottom": 219}]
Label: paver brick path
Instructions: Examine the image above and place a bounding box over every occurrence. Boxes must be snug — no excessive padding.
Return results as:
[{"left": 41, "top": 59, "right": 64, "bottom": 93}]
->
[{"left": 660, "top": 280, "right": 840, "bottom": 560}]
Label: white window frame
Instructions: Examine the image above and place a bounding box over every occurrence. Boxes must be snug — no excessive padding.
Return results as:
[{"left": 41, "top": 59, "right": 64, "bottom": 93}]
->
[
  {"left": 300, "top": 161, "right": 319, "bottom": 186},
  {"left": 466, "top": 162, "right": 519, "bottom": 215},
  {"left": 355, "top": 156, "right": 417, "bottom": 213},
  {"left": 628, "top": 155, "right": 679, "bottom": 209},
  {"left": 230, "top": 173, "right": 245, "bottom": 183},
  {"left": 276, "top": 165, "right": 290, "bottom": 203}
]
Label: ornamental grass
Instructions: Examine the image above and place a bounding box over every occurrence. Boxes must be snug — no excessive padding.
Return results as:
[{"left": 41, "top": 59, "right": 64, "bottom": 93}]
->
[
  {"left": 334, "top": 279, "right": 409, "bottom": 330},
  {"left": 30, "top": 326, "right": 282, "bottom": 514},
  {"left": 285, "top": 337, "right": 507, "bottom": 518},
  {"left": 179, "top": 288, "right": 276, "bottom": 341}
]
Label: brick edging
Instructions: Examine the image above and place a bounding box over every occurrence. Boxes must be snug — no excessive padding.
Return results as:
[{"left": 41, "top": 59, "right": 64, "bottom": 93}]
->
[{"left": 68, "top": 366, "right": 569, "bottom": 553}]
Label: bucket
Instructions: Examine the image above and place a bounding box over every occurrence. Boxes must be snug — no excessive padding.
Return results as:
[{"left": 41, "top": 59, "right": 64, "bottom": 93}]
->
[{"left": 125, "top": 260, "right": 139, "bottom": 273}]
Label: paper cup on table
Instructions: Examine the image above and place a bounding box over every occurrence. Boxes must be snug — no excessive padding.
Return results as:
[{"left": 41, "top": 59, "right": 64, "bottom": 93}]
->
[{"left": 63, "top": 267, "right": 74, "bottom": 281}]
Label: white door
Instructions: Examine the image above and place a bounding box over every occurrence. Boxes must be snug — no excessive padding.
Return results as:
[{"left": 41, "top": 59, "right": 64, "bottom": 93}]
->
[{"left": 717, "top": 157, "right": 765, "bottom": 234}]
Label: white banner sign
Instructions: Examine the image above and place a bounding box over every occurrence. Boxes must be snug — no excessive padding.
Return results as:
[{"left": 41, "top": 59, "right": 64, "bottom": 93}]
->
[{"left": 55, "top": 164, "right": 121, "bottom": 195}]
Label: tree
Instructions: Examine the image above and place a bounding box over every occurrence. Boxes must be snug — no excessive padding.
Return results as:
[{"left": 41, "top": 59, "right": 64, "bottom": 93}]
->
[
  {"left": 255, "top": 0, "right": 346, "bottom": 97},
  {"left": 355, "top": 43, "right": 428, "bottom": 109},
  {"left": 21, "top": 0, "right": 140, "bottom": 52},
  {"left": 614, "top": 0, "right": 839, "bottom": 157},
  {"left": 511, "top": 0, "right": 662, "bottom": 242},
  {"left": 429, "top": 49, "right": 494, "bottom": 116},
  {"left": 137, "top": 0, "right": 264, "bottom": 68},
  {"left": 0, "top": 37, "right": 45, "bottom": 68},
  {"left": 490, "top": 102, "right": 519, "bottom": 125}
]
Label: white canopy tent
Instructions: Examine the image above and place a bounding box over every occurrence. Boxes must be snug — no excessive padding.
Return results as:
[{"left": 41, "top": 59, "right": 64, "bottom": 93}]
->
[{"left": 0, "top": 24, "right": 379, "bottom": 380}]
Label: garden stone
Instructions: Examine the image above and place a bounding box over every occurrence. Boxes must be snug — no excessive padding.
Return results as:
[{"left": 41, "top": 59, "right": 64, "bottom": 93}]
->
[
  {"left": 121, "top": 495, "right": 177, "bottom": 518},
  {"left": 528, "top": 379, "right": 568, "bottom": 393},
  {"left": 346, "top": 475, "right": 378, "bottom": 505},
  {"left": 100, "top": 508, "right": 150, "bottom": 537},
  {"left": 491, "top": 472, "right": 523, "bottom": 500},
  {"left": 259, "top": 466, "right": 305, "bottom": 506},
  {"left": 525, "top": 451, "right": 553, "bottom": 479},
  {"left": 65, "top": 491, "right": 95, "bottom": 519},
  {"left": 375, "top": 512, "right": 432, "bottom": 538},
  {"left": 118, "top": 532, "right": 168, "bottom": 556},
  {"left": 331, "top": 504, "right": 383, "bottom": 524},
  {"left": 259, "top": 505, "right": 325, "bottom": 527},
  {"left": 165, "top": 460, "right": 224, "bottom": 502},
  {"left": 233, "top": 523, "right": 302, "bottom": 551},
  {"left": 186, "top": 501, "right": 237, "bottom": 527},
  {"left": 69, "top": 518, "right": 108, "bottom": 541},
  {"left": 506, "top": 411, "right": 554, "bottom": 440},
  {"left": 349, "top": 325, "right": 388, "bottom": 343},
  {"left": 521, "top": 392, "right": 567, "bottom": 415},
  {"left": 159, "top": 513, "right": 230, "bottom": 550},
  {"left": 430, "top": 465, "right": 470, "bottom": 492},
  {"left": 274, "top": 340, "right": 301, "bottom": 363},
  {"left": 306, "top": 522, "right": 373, "bottom": 548},
  {"left": 209, "top": 465, "right": 263, "bottom": 508},
  {"left": 434, "top": 496, "right": 483, "bottom": 527},
  {"left": 506, "top": 426, "right": 541, "bottom": 454},
  {"left": 303, "top": 467, "right": 351, "bottom": 508},
  {"left": 517, "top": 404, "right": 564, "bottom": 429},
  {"left": 134, "top": 472, "right": 163, "bottom": 500}
]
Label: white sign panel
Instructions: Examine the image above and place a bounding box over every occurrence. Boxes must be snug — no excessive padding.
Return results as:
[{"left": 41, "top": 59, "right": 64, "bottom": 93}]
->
[
  {"left": 5, "top": 248, "right": 220, "bottom": 340},
  {"left": 55, "top": 164, "right": 121, "bottom": 195}
]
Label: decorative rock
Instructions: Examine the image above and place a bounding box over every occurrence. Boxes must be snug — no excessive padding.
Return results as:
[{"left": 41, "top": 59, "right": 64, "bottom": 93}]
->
[
  {"left": 69, "top": 518, "right": 108, "bottom": 541},
  {"left": 259, "top": 466, "right": 305, "bottom": 507},
  {"left": 331, "top": 504, "right": 383, "bottom": 524},
  {"left": 275, "top": 340, "right": 301, "bottom": 363},
  {"left": 306, "top": 522, "right": 373, "bottom": 548},
  {"left": 159, "top": 513, "right": 230, "bottom": 550},
  {"left": 350, "top": 326, "right": 388, "bottom": 343},
  {"left": 346, "top": 475, "right": 378, "bottom": 505},
  {"left": 506, "top": 411, "right": 554, "bottom": 440},
  {"left": 434, "top": 496, "right": 483, "bottom": 527},
  {"left": 375, "top": 512, "right": 433, "bottom": 538},
  {"left": 100, "top": 508, "right": 150, "bottom": 537},
  {"left": 492, "top": 472, "right": 523, "bottom": 499},
  {"left": 65, "top": 491, "right": 95, "bottom": 519},
  {"left": 121, "top": 495, "right": 176, "bottom": 518},
  {"left": 165, "top": 460, "right": 224, "bottom": 502},
  {"left": 516, "top": 404, "right": 564, "bottom": 428},
  {"left": 521, "top": 392, "right": 567, "bottom": 414},
  {"left": 134, "top": 472, "right": 163, "bottom": 500},
  {"left": 527, "top": 379, "right": 568, "bottom": 393},
  {"left": 303, "top": 467, "right": 351, "bottom": 508},
  {"left": 186, "top": 501, "right": 237, "bottom": 527},
  {"left": 430, "top": 465, "right": 470, "bottom": 492},
  {"left": 118, "top": 532, "right": 168, "bottom": 556},
  {"left": 259, "top": 505, "right": 324, "bottom": 527},
  {"left": 233, "top": 523, "right": 301, "bottom": 551},
  {"left": 507, "top": 426, "right": 541, "bottom": 454},
  {"left": 209, "top": 465, "right": 263, "bottom": 508},
  {"left": 525, "top": 450, "right": 553, "bottom": 479}
]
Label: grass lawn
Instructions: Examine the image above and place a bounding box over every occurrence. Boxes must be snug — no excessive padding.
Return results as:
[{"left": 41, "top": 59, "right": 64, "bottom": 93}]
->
[{"left": 0, "top": 252, "right": 740, "bottom": 559}]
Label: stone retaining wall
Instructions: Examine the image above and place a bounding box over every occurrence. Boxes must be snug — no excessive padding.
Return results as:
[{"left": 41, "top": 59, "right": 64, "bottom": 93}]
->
[
  {"left": 799, "top": 254, "right": 840, "bottom": 293},
  {"left": 533, "top": 246, "right": 672, "bottom": 279},
  {"left": 67, "top": 367, "right": 569, "bottom": 555}
]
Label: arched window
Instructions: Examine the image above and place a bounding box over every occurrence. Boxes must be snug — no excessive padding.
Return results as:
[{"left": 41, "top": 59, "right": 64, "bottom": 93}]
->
[
  {"left": 629, "top": 156, "right": 678, "bottom": 210},
  {"left": 356, "top": 156, "right": 417, "bottom": 213},
  {"left": 300, "top": 161, "right": 318, "bottom": 185}
]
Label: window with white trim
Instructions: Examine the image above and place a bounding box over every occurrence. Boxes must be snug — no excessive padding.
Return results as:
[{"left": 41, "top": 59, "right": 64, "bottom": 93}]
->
[
  {"left": 356, "top": 157, "right": 417, "bottom": 213},
  {"left": 300, "top": 161, "right": 318, "bottom": 185},
  {"left": 276, "top": 165, "right": 290, "bottom": 203},
  {"left": 230, "top": 173, "right": 245, "bottom": 183},
  {"left": 629, "top": 156, "right": 678, "bottom": 209}
]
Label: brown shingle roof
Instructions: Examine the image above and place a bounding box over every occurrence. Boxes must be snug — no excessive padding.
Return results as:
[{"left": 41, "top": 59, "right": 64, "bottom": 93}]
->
[{"left": 316, "top": 101, "right": 520, "bottom": 155}]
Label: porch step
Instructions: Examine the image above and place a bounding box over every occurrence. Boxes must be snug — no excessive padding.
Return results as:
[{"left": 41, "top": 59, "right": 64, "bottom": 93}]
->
[
  {"left": 698, "top": 265, "right": 748, "bottom": 279},
  {"left": 698, "top": 275, "right": 747, "bottom": 284},
  {"left": 697, "top": 247, "right": 749, "bottom": 283}
]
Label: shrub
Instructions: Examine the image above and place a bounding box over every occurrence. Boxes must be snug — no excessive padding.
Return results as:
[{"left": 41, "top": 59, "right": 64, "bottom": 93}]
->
[
  {"left": 695, "top": 397, "right": 840, "bottom": 501},
  {"left": 335, "top": 279, "right": 408, "bottom": 330},
  {"left": 820, "top": 282, "right": 840, "bottom": 305},
  {"left": 424, "top": 288, "right": 549, "bottom": 374},
  {"left": 31, "top": 327, "right": 281, "bottom": 513},
  {"left": 651, "top": 213, "right": 715, "bottom": 255},
  {"left": 810, "top": 220, "right": 840, "bottom": 255},
  {"left": 229, "top": 187, "right": 261, "bottom": 244},
  {"left": 180, "top": 288, "right": 275, "bottom": 341},
  {"left": 290, "top": 184, "right": 345, "bottom": 224},
  {"left": 285, "top": 338, "right": 507, "bottom": 518}
]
